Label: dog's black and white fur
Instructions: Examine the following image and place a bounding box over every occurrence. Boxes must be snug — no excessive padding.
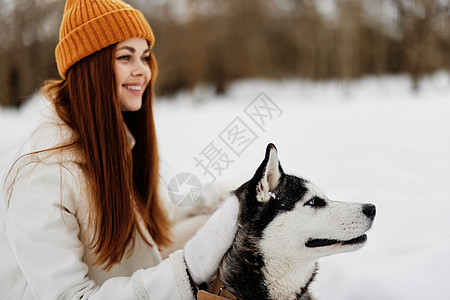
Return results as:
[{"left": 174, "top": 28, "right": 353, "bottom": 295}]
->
[{"left": 218, "top": 144, "right": 376, "bottom": 300}]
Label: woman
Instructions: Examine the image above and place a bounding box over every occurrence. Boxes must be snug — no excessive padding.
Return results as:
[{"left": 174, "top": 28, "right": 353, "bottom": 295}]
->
[{"left": 0, "top": 0, "right": 238, "bottom": 299}]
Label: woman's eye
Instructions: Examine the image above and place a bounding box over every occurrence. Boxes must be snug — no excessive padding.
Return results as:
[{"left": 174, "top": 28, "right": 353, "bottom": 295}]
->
[
  {"left": 141, "top": 56, "right": 150, "bottom": 62},
  {"left": 117, "top": 55, "right": 131, "bottom": 61}
]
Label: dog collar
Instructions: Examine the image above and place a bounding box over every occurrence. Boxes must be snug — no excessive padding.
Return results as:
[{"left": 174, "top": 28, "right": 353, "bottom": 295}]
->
[{"left": 197, "top": 278, "right": 238, "bottom": 300}]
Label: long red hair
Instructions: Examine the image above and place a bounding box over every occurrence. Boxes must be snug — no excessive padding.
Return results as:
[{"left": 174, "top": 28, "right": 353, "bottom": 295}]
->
[{"left": 40, "top": 43, "right": 171, "bottom": 270}]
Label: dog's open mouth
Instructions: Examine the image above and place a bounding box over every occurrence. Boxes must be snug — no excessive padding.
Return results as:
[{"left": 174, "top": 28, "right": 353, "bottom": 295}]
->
[{"left": 305, "top": 234, "right": 367, "bottom": 248}]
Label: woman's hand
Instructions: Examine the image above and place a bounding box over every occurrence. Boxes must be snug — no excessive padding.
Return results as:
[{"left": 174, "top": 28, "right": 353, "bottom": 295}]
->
[{"left": 184, "top": 195, "right": 239, "bottom": 284}]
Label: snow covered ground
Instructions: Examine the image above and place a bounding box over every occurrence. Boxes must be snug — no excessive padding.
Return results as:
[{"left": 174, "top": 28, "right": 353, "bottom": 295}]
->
[{"left": 1, "top": 73, "right": 450, "bottom": 299}]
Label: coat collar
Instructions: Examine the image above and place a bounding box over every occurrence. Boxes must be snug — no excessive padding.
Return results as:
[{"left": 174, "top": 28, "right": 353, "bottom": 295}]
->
[{"left": 124, "top": 123, "right": 136, "bottom": 149}]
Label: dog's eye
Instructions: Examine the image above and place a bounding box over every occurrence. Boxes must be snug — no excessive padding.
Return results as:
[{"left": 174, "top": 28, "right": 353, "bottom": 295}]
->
[{"left": 304, "top": 197, "right": 326, "bottom": 208}]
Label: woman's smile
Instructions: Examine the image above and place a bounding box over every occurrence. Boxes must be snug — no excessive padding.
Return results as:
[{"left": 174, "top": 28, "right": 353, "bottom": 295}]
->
[{"left": 122, "top": 82, "right": 145, "bottom": 95}]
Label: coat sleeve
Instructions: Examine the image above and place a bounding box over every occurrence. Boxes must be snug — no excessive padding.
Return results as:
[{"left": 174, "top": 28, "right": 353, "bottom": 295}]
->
[{"left": 5, "top": 162, "right": 195, "bottom": 300}]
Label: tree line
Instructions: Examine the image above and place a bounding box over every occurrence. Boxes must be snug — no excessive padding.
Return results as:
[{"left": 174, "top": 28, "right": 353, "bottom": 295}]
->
[{"left": 0, "top": 0, "right": 449, "bottom": 107}]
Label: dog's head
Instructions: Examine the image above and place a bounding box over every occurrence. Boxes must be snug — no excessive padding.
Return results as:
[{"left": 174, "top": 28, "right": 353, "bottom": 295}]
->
[
  {"left": 220, "top": 143, "right": 376, "bottom": 299},
  {"left": 235, "top": 143, "right": 375, "bottom": 259}
]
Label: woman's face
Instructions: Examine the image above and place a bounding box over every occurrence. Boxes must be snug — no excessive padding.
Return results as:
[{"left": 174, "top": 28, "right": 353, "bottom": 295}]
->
[{"left": 114, "top": 38, "right": 152, "bottom": 111}]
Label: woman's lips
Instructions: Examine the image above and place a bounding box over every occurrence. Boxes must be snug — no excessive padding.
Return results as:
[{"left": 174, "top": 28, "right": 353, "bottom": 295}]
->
[{"left": 122, "top": 83, "right": 144, "bottom": 95}]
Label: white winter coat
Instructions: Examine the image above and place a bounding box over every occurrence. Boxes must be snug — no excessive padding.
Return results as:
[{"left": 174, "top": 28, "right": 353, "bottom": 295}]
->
[{"left": 0, "top": 104, "right": 195, "bottom": 299}]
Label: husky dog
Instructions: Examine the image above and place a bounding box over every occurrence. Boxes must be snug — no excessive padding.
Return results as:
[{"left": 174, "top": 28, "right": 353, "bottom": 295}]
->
[{"left": 218, "top": 144, "right": 376, "bottom": 300}]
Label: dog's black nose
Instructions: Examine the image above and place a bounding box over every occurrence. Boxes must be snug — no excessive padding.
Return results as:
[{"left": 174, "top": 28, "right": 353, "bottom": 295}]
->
[{"left": 362, "top": 204, "right": 376, "bottom": 219}]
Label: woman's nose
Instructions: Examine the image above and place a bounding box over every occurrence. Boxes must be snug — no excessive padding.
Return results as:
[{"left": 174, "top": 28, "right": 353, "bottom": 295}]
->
[{"left": 131, "top": 60, "right": 150, "bottom": 77}]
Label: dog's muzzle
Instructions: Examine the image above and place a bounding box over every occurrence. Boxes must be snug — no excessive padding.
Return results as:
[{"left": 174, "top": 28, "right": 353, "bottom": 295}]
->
[{"left": 306, "top": 203, "right": 376, "bottom": 248}]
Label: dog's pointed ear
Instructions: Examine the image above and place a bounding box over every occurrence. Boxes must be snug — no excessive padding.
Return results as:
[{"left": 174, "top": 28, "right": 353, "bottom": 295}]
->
[{"left": 255, "top": 143, "right": 283, "bottom": 203}]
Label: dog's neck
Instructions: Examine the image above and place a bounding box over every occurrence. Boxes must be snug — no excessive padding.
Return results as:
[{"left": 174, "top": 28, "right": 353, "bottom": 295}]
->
[
  {"left": 262, "top": 256, "right": 317, "bottom": 300},
  {"left": 258, "top": 214, "right": 319, "bottom": 300}
]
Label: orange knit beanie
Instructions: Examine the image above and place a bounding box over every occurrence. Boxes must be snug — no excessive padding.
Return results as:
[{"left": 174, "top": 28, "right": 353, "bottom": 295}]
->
[{"left": 55, "top": 0, "right": 155, "bottom": 79}]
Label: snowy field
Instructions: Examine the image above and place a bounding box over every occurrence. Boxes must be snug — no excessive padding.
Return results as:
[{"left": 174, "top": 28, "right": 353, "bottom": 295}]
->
[{"left": 1, "top": 73, "right": 450, "bottom": 299}]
